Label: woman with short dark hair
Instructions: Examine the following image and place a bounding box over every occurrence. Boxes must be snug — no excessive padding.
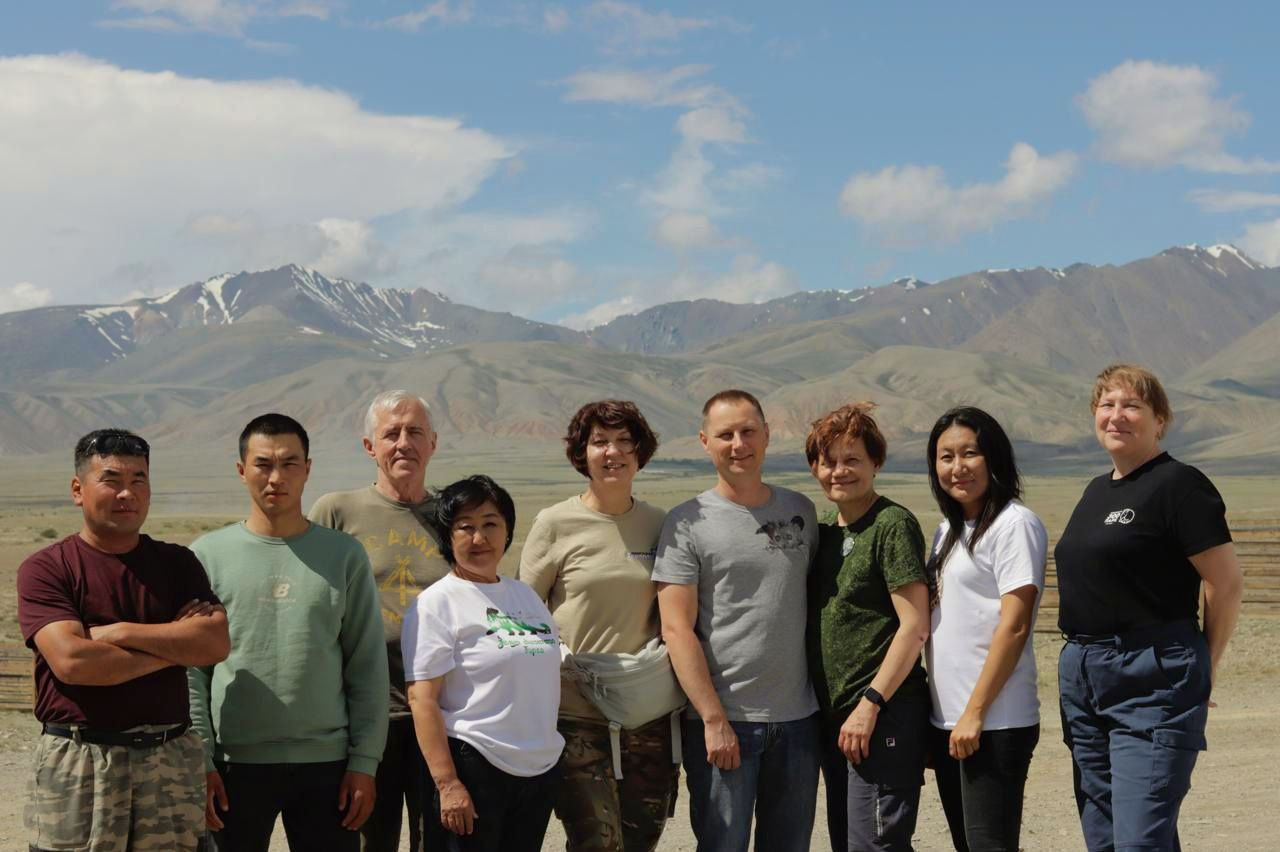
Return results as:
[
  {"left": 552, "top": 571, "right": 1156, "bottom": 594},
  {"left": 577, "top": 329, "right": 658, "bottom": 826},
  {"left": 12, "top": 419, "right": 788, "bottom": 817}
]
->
[
  {"left": 403, "top": 475, "right": 563, "bottom": 852},
  {"left": 805, "top": 402, "right": 931, "bottom": 852},
  {"left": 518, "top": 400, "right": 681, "bottom": 852},
  {"left": 1056, "top": 364, "right": 1243, "bottom": 851},
  {"left": 924, "top": 406, "right": 1046, "bottom": 851}
]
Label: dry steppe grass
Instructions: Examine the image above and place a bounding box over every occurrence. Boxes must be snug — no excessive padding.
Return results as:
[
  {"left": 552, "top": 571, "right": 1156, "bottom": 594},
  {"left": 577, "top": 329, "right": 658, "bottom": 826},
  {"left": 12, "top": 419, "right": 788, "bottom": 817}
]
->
[{"left": 0, "top": 444, "right": 1276, "bottom": 849}]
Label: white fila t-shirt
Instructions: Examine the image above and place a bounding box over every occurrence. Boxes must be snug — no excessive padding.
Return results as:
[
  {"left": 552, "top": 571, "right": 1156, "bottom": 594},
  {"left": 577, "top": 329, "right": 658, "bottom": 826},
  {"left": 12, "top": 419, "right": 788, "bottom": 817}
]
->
[
  {"left": 402, "top": 573, "right": 564, "bottom": 776},
  {"left": 926, "top": 500, "right": 1047, "bottom": 731}
]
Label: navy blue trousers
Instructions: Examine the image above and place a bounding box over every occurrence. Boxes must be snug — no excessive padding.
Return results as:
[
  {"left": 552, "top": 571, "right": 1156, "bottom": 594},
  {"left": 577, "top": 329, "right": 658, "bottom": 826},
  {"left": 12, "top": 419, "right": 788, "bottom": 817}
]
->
[{"left": 1058, "top": 620, "right": 1210, "bottom": 852}]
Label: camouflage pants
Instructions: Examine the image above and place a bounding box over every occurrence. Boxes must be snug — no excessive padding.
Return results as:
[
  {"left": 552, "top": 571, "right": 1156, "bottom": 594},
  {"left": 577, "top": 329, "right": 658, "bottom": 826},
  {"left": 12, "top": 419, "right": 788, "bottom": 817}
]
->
[
  {"left": 554, "top": 717, "right": 680, "bottom": 852},
  {"left": 26, "top": 729, "right": 206, "bottom": 852}
]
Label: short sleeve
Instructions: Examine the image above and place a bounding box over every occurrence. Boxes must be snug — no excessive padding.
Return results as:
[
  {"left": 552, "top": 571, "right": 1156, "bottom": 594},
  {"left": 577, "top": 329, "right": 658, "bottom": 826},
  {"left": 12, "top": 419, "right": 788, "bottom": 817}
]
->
[
  {"left": 879, "top": 515, "right": 928, "bottom": 592},
  {"left": 176, "top": 546, "right": 220, "bottom": 608},
  {"left": 1172, "top": 469, "right": 1232, "bottom": 557},
  {"left": 516, "top": 511, "right": 559, "bottom": 601},
  {"left": 990, "top": 509, "right": 1047, "bottom": 595},
  {"left": 401, "top": 595, "right": 457, "bottom": 682},
  {"left": 652, "top": 512, "right": 700, "bottom": 585},
  {"left": 17, "top": 547, "right": 80, "bottom": 647}
]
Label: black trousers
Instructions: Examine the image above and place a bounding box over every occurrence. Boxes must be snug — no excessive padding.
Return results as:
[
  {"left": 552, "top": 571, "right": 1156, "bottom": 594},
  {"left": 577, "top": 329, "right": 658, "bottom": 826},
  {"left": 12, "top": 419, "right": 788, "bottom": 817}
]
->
[
  {"left": 929, "top": 724, "right": 1040, "bottom": 852},
  {"left": 439, "top": 738, "right": 556, "bottom": 852},
  {"left": 207, "top": 760, "right": 358, "bottom": 852},
  {"left": 361, "top": 717, "right": 446, "bottom": 852}
]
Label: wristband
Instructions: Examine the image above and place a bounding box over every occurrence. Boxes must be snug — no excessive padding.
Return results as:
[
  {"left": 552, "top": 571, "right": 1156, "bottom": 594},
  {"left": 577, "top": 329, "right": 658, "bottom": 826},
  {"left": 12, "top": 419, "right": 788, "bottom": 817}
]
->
[{"left": 862, "top": 686, "right": 887, "bottom": 709}]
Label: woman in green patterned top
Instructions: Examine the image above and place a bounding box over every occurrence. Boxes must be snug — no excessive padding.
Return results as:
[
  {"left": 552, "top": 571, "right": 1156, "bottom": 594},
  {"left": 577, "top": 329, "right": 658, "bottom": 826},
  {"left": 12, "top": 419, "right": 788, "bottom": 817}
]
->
[{"left": 805, "top": 402, "right": 931, "bottom": 852}]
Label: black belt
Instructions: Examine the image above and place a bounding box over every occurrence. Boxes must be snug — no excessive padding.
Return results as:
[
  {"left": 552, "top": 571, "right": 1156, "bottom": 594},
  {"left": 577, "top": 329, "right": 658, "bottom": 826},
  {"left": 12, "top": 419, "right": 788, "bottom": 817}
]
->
[{"left": 41, "top": 722, "right": 189, "bottom": 748}]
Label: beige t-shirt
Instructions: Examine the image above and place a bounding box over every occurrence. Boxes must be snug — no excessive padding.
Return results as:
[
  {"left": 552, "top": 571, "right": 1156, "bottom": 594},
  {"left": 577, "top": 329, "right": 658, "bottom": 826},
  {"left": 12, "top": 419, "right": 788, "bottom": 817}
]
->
[
  {"left": 309, "top": 484, "right": 449, "bottom": 718},
  {"left": 518, "top": 495, "right": 666, "bottom": 722}
]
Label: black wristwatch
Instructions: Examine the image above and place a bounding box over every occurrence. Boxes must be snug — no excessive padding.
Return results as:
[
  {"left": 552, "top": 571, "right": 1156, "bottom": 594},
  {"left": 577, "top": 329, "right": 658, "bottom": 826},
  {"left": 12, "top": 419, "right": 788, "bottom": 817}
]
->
[{"left": 862, "top": 686, "right": 887, "bottom": 709}]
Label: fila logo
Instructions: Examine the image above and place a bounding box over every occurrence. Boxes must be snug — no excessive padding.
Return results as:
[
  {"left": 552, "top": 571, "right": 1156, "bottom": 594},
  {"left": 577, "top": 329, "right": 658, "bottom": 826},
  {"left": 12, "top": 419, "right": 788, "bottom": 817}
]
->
[{"left": 1104, "top": 509, "right": 1136, "bottom": 525}]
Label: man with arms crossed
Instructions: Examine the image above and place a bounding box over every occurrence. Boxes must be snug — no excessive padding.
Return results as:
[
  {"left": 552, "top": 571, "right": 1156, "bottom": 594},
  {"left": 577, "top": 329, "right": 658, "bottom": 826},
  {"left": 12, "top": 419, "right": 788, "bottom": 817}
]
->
[
  {"left": 310, "top": 390, "right": 449, "bottom": 852},
  {"left": 18, "top": 429, "right": 230, "bottom": 851},
  {"left": 653, "top": 390, "right": 821, "bottom": 852},
  {"left": 190, "top": 413, "right": 389, "bottom": 851}
]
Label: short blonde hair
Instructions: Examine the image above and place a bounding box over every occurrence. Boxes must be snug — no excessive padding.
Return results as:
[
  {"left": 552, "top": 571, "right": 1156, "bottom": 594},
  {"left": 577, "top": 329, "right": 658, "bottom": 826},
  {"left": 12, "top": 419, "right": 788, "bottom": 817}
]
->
[{"left": 1091, "top": 364, "right": 1173, "bottom": 438}]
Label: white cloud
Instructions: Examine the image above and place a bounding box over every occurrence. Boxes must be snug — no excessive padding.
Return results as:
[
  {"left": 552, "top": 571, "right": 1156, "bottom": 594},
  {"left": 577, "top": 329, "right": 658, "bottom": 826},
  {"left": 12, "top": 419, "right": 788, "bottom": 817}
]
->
[
  {"left": 839, "top": 143, "right": 1078, "bottom": 246},
  {"left": 0, "top": 54, "right": 512, "bottom": 303},
  {"left": 1237, "top": 219, "right": 1280, "bottom": 266},
  {"left": 559, "top": 254, "right": 797, "bottom": 329},
  {"left": 0, "top": 282, "right": 54, "bottom": 315},
  {"left": 103, "top": 0, "right": 334, "bottom": 36},
  {"left": 475, "top": 247, "right": 582, "bottom": 314},
  {"left": 561, "top": 64, "right": 736, "bottom": 111},
  {"left": 584, "top": 1, "right": 715, "bottom": 53},
  {"left": 1188, "top": 189, "right": 1280, "bottom": 213},
  {"left": 654, "top": 212, "right": 726, "bottom": 251},
  {"left": 558, "top": 295, "right": 642, "bottom": 330},
  {"left": 1078, "top": 60, "right": 1280, "bottom": 174},
  {"left": 719, "top": 162, "right": 782, "bottom": 192},
  {"left": 376, "top": 1, "right": 474, "bottom": 32}
]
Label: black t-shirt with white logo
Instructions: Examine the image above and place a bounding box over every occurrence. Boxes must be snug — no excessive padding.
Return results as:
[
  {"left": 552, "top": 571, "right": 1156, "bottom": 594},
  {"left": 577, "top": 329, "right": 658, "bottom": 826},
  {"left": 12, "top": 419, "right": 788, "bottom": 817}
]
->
[{"left": 1055, "top": 453, "right": 1231, "bottom": 636}]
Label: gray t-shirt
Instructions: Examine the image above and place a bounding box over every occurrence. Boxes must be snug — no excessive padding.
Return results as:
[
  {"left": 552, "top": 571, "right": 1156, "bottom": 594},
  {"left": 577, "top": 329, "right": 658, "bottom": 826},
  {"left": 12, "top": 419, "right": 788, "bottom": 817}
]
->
[{"left": 652, "top": 486, "right": 819, "bottom": 723}]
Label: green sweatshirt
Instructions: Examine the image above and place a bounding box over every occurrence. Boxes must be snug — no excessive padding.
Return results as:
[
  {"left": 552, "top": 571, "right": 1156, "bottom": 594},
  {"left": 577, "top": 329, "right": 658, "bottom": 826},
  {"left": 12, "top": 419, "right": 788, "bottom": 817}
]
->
[{"left": 188, "top": 522, "right": 389, "bottom": 775}]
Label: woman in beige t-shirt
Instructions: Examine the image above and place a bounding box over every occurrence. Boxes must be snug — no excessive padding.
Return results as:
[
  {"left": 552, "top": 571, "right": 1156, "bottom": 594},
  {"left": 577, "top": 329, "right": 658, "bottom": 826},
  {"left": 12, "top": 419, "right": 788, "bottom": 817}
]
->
[{"left": 517, "top": 400, "right": 677, "bottom": 852}]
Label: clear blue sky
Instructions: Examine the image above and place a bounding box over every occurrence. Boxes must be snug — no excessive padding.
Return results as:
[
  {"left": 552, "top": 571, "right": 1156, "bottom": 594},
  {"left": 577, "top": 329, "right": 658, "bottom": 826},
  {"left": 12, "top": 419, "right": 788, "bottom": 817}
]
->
[{"left": 2, "top": 1, "right": 1277, "bottom": 327}]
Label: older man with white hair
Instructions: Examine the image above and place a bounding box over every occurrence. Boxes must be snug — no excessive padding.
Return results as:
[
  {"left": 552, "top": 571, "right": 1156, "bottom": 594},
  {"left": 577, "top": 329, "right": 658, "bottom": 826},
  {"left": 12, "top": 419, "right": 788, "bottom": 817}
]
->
[{"left": 310, "top": 390, "right": 449, "bottom": 852}]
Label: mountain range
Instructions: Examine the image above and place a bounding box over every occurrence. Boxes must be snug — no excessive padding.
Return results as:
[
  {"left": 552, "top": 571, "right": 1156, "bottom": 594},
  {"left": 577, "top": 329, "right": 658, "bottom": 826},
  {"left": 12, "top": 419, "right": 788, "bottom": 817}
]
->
[{"left": 1, "top": 244, "right": 1277, "bottom": 471}]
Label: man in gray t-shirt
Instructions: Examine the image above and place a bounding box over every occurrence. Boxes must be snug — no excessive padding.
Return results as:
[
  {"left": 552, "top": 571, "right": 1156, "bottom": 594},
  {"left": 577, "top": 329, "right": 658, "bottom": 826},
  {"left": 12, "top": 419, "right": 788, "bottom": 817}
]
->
[{"left": 654, "top": 389, "right": 821, "bottom": 852}]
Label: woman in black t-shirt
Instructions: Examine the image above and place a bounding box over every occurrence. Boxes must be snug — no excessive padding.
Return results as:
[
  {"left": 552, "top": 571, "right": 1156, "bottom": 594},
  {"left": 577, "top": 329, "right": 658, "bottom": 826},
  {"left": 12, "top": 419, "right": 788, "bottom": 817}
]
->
[{"left": 1054, "top": 364, "right": 1243, "bottom": 852}]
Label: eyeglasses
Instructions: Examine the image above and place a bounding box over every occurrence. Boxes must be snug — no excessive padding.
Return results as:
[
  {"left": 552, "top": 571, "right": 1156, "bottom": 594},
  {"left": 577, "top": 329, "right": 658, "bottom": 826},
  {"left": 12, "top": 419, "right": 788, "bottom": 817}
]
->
[{"left": 588, "top": 437, "right": 637, "bottom": 453}]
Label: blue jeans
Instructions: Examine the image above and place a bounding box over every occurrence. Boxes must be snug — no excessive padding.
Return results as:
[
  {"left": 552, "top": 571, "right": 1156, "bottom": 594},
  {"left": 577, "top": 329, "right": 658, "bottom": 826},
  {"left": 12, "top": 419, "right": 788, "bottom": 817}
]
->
[
  {"left": 682, "top": 714, "right": 820, "bottom": 852},
  {"left": 1059, "top": 620, "right": 1210, "bottom": 852}
]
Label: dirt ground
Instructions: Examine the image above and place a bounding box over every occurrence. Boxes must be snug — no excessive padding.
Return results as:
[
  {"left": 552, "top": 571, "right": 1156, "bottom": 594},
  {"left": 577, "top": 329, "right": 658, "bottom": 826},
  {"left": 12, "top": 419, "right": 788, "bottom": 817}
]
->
[
  {"left": 0, "top": 464, "right": 1275, "bottom": 850},
  {"left": 0, "top": 620, "right": 1274, "bottom": 851}
]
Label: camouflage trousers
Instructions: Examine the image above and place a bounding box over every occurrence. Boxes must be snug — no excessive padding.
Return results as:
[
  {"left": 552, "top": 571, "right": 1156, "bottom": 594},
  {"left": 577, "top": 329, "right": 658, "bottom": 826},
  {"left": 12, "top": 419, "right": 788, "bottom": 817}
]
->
[
  {"left": 26, "top": 728, "right": 206, "bottom": 852},
  {"left": 554, "top": 716, "right": 680, "bottom": 852}
]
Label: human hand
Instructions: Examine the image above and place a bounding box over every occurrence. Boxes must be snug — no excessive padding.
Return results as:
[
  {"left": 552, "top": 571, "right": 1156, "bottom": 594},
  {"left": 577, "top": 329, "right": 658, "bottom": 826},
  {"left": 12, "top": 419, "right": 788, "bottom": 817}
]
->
[
  {"left": 175, "top": 599, "right": 218, "bottom": 620},
  {"left": 88, "top": 622, "right": 125, "bottom": 643},
  {"left": 437, "top": 778, "right": 478, "bottom": 835},
  {"left": 338, "top": 770, "right": 376, "bottom": 830},
  {"left": 704, "top": 718, "right": 741, "bottom": 770},
  {"left": 838, "top": 699, "right": 879, "bottom": 764},
  {"left": 949, "top": 708, "right": 984, "bottom": 760},
  {"left": 205, "top": 770, "right": 229, "bottom": 830}
]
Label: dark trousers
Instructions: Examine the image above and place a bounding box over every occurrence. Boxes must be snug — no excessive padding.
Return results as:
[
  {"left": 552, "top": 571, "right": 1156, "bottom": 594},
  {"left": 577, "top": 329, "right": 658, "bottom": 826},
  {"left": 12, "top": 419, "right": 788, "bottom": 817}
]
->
[
  {"left": 929, "top": 724, "right": 1039, "bottom": 852},
  {"left": 439, "top": 737, "right": 556, "bottom": 852},
  {"left": 820, "top": 694, "right": 929, "bottom": 852},
  {"left": 207, "top": 760, "right": 358, "bottom": 852},
  {"left": 362, "top": 717, "right": 445, "bottom": 852},
  {"left": 1058, "top": 620, "right": 1210, "bottom": 852}
]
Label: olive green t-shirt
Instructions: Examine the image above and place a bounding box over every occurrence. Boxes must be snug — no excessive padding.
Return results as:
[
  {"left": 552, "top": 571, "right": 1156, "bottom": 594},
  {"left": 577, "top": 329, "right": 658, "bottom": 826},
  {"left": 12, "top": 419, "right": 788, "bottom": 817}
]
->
[
  {"left": 807, "top": 495, "right": 929, "bottom": 716},
  {"left": 517, "top": 495, "right": 666, "bottom": 722},
  {"left": 309, "top": 485, "right": 449, "bottom": 718}
]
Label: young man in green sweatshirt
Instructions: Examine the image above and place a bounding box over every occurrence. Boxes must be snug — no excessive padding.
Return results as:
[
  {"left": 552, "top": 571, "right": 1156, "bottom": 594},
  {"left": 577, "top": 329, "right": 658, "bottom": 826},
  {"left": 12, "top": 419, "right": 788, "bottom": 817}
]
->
[{"left": 189, "top": 413, "right": 389, "bottom": 851}]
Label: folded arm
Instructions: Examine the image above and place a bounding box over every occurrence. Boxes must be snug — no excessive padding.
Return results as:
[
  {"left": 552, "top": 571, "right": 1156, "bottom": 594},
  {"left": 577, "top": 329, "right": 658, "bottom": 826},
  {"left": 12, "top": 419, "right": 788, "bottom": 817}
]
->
[
  {"left": 89, "top": 599, "right": 230, "bottom": 667},
  {"left": 35, "top": 619, "right": 173, "bottom": 686}
]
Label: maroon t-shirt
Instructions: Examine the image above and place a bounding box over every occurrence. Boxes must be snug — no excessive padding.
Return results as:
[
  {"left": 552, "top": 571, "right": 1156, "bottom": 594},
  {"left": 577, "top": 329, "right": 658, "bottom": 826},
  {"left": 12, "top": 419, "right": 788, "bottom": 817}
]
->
[{"left": 18, "top": 534, "right": 218, "bottom": 728}]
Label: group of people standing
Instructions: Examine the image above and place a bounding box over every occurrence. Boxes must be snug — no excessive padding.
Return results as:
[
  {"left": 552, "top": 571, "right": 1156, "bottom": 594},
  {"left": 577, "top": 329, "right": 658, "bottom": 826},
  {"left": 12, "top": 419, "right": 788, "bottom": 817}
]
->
[{"left": 16, "top": 362, "right": 1242, "bottom": 852}]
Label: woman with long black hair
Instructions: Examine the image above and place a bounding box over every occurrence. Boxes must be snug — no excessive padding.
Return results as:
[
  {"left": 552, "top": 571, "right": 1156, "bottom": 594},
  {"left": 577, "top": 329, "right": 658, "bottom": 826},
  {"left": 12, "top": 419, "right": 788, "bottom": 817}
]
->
[{"left": 924, "top": 406, "right": 1046, "bottom": 852}]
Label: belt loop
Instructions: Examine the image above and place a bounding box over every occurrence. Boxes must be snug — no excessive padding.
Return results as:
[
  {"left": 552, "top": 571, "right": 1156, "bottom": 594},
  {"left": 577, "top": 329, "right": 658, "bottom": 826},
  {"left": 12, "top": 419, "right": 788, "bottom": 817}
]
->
[{"left": 71, "top": 724, "right": 82, "bottom": 745}]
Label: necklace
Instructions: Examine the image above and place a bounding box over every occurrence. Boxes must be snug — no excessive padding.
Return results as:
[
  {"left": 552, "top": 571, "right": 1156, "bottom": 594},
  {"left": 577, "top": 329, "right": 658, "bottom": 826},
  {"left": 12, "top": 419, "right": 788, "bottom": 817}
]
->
[{"left": 841, "top": 527, "right": 856, "bottom": 557}]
